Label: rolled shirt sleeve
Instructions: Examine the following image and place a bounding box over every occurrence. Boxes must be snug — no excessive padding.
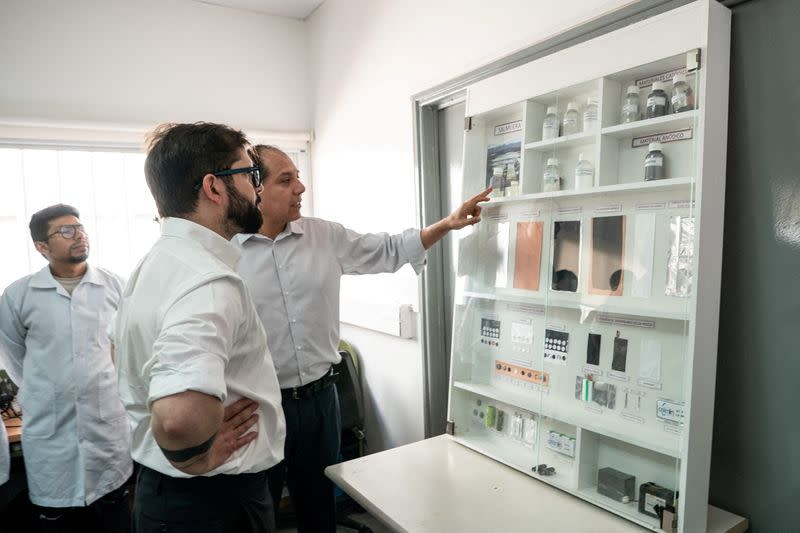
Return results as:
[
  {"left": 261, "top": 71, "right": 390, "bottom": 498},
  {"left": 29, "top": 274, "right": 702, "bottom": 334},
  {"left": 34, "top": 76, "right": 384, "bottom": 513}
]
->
[{"left": 147, "top": 278, "right": 243, "bottom": 405}]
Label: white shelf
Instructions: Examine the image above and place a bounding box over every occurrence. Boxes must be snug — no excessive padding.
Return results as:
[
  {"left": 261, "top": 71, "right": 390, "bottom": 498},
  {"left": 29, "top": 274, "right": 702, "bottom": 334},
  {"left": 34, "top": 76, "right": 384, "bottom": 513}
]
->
[
  {"left": 524, "top": 131, "right": 597, "bottom": 152},
  {"left": 454, "top": 381, "right": 681, "bottom": 458},
  {"left": 460, "top": 290, "right": 690, "bottom": 322},
  {"left": 601, "top": 111, "right": 699, "bottom": 139},
  {"left": 485, "top": 176, "right": 694, "bottom": 205},
  {"left": 577, "top": 486, "right": 661, "bottom": 530}
]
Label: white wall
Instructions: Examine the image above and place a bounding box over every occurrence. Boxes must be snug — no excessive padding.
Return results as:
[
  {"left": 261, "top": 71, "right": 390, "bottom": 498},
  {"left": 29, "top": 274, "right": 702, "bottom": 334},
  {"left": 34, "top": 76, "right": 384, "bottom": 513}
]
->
[
  {"left": 0, "top": 0, "right": 310, "bottom": 133},
  {"left": 307, "top": 0, "right": 638, "bottom": 451}
]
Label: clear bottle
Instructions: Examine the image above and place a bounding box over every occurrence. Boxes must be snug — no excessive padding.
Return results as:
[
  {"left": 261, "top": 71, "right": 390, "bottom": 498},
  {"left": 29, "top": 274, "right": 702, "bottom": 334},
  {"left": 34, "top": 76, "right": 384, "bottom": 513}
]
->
[
  {"left": 645, "top": 82, "right": 668, "bottom": 119},
  {"left": 583, "top": 97, "right": 599, "bottom": 132},
  {"left": 621, "top": 85, "right": 640, "bottom": 123},
  {"left": 644, "top": 142, "right": 665, "bottom": 181},
  {"left": 542, "top": 106, "right": 559, "bottom": 140},
  {"left": 671, "top": 73, "right": 694, "bottom": 113},
  {"left": 543, "top": 158, "right": 562, "bottom": 192},
  {"left": 562, "top": 102, "right": 579, "bottom": 135},
  {"left": 575, "top": 153, "right": 594, "bottom": 189}
]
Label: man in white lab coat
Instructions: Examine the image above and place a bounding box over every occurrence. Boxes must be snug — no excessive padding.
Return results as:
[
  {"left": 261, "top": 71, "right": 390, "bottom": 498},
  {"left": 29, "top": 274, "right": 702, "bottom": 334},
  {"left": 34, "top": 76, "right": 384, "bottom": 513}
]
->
[{"left": 0, "top": 204, "right": 132, "bottom": 532}]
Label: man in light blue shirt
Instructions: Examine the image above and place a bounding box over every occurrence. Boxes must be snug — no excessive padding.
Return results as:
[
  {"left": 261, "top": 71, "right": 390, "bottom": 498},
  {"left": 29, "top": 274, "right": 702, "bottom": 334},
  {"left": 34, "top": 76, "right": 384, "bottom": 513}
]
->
[
  {"left": 0, "top": 204, "right": 131, "bottom": 532},
  {"left": 235, "top": 145, "right": 490, "bottom": 532}
]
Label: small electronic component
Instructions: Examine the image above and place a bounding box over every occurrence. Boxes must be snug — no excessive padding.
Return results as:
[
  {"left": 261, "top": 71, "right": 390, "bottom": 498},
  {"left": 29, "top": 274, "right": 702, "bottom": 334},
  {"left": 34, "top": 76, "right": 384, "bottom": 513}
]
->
[
  {"left": 544, "top": 329, "right": 569, "bottom": 364},
  {"left": 612, "top": 335, "right": 629, "bottom": 372},
  {"left": 598, "top": 467, "right": 636, "bottom": 503},
  {"left": 496, "top": 409, "right": 505, "bottom": 431},
  {"left": 586, "top": 333, "right": 601, "bottom": 366},
  {"left": 480, "top": 318, "right": 501, "bottom": 347},
  {"left": 546, "top": 430, "right": 575, "bottom": 457},
  {"left": 485, "top": 405, "right": 496, "bottom": 428},
  {"left": 639, "top": 482, "right": 675, "bottom": 518},
  {"left": 576, "top": 376, "right": 617, "bottom": 409},
  {"left": 495, "top": 360, "right": 549, "bottom": 386}
]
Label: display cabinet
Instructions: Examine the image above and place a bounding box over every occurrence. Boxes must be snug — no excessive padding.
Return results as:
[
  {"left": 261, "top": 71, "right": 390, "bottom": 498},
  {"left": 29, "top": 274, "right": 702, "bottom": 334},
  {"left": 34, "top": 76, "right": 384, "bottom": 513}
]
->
[{"left": 446, "top": 2, "right": 730, "bottom": 531}]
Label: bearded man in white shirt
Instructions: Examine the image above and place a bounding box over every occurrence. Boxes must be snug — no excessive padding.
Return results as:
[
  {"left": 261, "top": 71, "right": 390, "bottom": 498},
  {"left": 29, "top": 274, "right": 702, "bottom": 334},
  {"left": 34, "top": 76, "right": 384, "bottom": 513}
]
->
[
  {"left": 235, "top": 145, "right": 490, "bottom": 532},
  {"left": 113, "top": 123, "right": 286, "bottom": 533},
  {"left": 0, "top": 204, "right": 132, "bottom": 532}
]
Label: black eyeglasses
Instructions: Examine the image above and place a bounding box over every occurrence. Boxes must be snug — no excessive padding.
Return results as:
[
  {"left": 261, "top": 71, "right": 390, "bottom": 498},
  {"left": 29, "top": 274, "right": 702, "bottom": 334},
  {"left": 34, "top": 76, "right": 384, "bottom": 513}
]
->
[
  {"left": 47, "top": 224, "right": 86, "bottom": 240},
  {"left": 194, "top": 166, "right": 263, "bottom": 191}
]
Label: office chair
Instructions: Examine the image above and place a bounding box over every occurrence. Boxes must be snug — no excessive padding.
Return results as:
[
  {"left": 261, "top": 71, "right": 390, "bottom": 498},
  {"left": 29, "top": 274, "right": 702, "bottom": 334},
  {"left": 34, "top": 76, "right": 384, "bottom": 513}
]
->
[{"left": 333, "top": 341, "right": 372, "bottom": 533}]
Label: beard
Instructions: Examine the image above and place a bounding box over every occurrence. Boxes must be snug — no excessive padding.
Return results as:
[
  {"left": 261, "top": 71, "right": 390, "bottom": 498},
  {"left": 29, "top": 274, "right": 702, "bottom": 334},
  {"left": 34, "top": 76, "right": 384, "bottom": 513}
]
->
[
  {"left": 68, "top": 254, "right": 89, "bottom": 264},
  {"left": 224, "top": 181, "right": 263, "bottom": 234}
]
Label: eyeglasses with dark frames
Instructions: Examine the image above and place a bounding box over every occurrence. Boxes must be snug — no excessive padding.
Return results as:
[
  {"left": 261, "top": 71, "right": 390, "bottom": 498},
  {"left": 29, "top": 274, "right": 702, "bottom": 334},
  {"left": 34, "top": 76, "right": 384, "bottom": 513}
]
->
[
  {"left": 193, "top": 166, "right": 263, "bottom": 191},
  {"left": 47, "top": 224, "right": 86, "bottom": 240}
]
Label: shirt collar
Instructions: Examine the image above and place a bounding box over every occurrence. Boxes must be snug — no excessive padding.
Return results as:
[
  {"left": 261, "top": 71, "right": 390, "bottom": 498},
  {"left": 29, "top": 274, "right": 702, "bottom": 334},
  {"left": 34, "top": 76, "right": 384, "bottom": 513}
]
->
[
  {"left": 29, "top": 264, "right": 104, "bottom": 289},
  {"left": 234, "top": 219, "right": 305, "bottom": 245},
  {"left": 161, "top": 217, "right": 242, "bottom": 270}
]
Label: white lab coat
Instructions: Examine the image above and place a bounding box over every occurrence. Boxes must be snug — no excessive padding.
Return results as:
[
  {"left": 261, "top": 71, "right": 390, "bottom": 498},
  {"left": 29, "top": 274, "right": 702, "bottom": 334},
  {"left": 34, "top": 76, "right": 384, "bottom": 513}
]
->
[{"left": 0, "top": 265, "right": 132, "bottom": 507}]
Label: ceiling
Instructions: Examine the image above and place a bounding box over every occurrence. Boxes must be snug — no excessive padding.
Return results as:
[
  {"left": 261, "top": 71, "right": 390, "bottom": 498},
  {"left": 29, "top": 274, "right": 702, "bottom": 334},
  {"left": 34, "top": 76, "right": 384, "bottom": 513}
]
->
[{"left": 194, "top": 0, "right": 325, "bottom": 20}]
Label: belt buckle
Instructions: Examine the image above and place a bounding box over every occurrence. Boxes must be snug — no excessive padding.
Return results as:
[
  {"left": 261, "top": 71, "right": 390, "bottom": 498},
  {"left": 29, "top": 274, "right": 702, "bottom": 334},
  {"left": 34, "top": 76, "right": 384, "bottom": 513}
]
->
[{"left": 292, "top": 387, "right": 300, "bottom": 400}]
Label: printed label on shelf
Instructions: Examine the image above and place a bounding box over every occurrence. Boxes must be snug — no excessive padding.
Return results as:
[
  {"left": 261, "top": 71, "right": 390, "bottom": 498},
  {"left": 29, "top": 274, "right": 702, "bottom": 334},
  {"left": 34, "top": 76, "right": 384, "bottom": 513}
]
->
[
  {"left": 596, "top": 315, "right": 656, "bottom": 329},
  {"left": 668, "top": 200, "right": 696, "bottom": 209},
  {"left": 663, "top": 424, "right": 683, "bottom": 436},
  {"left": 637, "top": 202, "right": 667, "bottom": 210},
  {"left": 621, "top": 412, "right": 646, "bottom": 424},
  {"left": 494, "top": 120, "right": 523, "bottom": 136},
  {"left": 583, "top": 365, "right": 603, "bottom": 376},
  {"left": 585, "top": 403, "right": 603, "bottom": 414},
  {"left": 638, "top": 378, "right": 663, "bottom": 390},
  {"left": 632, "top": 128, "right": 694, "bottom": 148},
  {"left": 557, "top": 206, "right": 582, "bottom": 215},
  {"left": 595, "top": 204, "right": 622, "bottom": 214},
  {"left": 636, "top": 67, "right": 688, "bottom": 88},
  {"left": 486, "top": 212, "right": 509, "bottom": 222},
  {"left": 608, "top": 370, "right": 630, "bottom": 382},
  {"left": 519, "top": 209, "right": 541, "bottom": 218},
  {"left": 545, "top": 323, "right": 566, "bottom": 331},
  {"left": 506, "top": 303, "right": 545, "bottom": 315}
]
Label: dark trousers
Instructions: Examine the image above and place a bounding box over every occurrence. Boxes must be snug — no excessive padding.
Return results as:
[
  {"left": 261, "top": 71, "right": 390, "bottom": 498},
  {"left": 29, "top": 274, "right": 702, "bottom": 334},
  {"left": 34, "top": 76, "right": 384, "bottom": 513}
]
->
[
  {"left": 267, "top": 382, "right": 341, "bottom": 533},
  {"left": 34, "top": 482, "right": 131, "bottom": 533},
  {"left": 133, "top": 465, "right": 274, "bottom": 533}
]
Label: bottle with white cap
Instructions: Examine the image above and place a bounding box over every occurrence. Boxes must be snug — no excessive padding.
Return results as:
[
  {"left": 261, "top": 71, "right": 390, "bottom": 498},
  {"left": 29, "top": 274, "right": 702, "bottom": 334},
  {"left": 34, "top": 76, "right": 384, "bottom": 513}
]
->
[
  {"left": 543, "top": 158, "right": 562, "bottom": 192},
  {"left": 644, "top": 142, "right": 665, "bottom": 181},
  {"left": 575, "top": 154, "right": 594, "bottom": 189},
  {"left": 621, "top": 85, "right": 640, "bottom": 123},
  {"left": 562, "top": 102, "right": 579, "bottom": 135},
  {"left": 671, "top": 73, "right": 694, "bottom": 113},
  {"left": 583, "top": 97, "right": 599, "bottom": 132},
  {"left": 645, "top": 82, "right": 668, "bottom": 119},
  {"left": 542, "top": 106, "right": 559, "bottom": 140}
]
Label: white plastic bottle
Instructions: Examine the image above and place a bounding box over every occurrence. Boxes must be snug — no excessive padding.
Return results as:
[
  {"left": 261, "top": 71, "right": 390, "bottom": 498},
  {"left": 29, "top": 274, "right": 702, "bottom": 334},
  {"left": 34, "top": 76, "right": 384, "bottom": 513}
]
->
[
  {"left": 621, "top": 85, "right": 640, "bottom": 123},
  {"left": 574, "top": 154, "right": 594, "bottom": 189},
  {"left": 671, "top": 73, "right": 694, "bottom": 113},
  {"left": 583, "top": 97, "right": 599, "bottom": 132},
  {"left": 543, "top": 158, "right": 562, "bottom": 192},
  {"left": 562, "top": 102, "right": 579, "bottom": 135},
  {"left": 542, "top": 106, "right": 559, "bottom": 140}
]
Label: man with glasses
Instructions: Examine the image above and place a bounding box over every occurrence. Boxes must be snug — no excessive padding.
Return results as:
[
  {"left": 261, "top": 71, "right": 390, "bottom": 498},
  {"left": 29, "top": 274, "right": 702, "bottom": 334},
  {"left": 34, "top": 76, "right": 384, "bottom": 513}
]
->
[
  {"left": 112, "top": 122, "right": 285, "bottom": 532},
  {"left": 234, "top": 145, "right": 491, "bottom": 532},
  {"left": 0, "top": 203, "right": 132, "bottom": 532}
]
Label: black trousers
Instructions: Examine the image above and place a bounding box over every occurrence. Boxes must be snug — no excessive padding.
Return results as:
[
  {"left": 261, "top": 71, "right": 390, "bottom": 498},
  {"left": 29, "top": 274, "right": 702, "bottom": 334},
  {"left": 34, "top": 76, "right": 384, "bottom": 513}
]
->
[
  {"left": 34, "top": 482, "right": 131, "bottom": 533},
  {"left": 133, "top": 465, "right": 274, "bottom": 533},
  {"left": 267, "top": 382, "right": 341, "bottom": 533}
]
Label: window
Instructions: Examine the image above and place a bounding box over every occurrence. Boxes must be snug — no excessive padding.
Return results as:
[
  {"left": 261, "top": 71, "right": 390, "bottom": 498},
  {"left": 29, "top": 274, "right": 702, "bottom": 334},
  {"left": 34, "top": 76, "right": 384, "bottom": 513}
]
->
[{"left": 0, "top": 147, "right": 158, "bottom": 289}]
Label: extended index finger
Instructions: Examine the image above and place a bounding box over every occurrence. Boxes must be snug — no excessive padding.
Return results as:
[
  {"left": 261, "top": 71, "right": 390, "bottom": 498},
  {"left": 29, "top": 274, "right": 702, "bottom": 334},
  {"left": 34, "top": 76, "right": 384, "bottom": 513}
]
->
[{"left": 468, "top": 186, "right": 493, "bottom": 204}]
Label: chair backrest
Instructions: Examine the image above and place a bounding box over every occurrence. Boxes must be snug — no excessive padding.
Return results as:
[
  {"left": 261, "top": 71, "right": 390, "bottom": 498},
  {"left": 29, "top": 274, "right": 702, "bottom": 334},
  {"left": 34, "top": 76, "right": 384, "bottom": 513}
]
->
[{"left": 333, "top": 343, "right": 364, "bottom": 431}]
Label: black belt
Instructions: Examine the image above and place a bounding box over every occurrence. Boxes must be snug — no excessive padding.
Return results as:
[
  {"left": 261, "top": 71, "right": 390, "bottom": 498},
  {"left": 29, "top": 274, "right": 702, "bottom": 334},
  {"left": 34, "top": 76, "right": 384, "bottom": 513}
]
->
[{"left": 281, "top": 367, "right": 338, "bottom": 400}]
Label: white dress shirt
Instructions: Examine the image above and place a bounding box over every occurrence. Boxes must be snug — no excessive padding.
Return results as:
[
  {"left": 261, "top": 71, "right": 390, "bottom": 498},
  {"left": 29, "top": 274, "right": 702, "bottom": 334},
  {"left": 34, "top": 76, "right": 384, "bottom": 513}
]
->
[
  {"left": 0, "top": 265, "right": 132, "bottom": 507},
  {"left": 234, "top": 217, "right": 426, "bottom": 388},
  {"left": 113, "top": 217, "right": 285, "bottom": 478}
]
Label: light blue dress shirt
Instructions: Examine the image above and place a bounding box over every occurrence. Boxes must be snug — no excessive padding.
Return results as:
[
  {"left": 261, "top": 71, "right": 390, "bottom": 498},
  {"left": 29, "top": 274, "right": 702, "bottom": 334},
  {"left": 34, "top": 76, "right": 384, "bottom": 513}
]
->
[
  {"left": 234, "top": 217, "right": 426, "bottom": 389},
  {"left": 0, "top": 265, "right": 132, "bottom": 507}
]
